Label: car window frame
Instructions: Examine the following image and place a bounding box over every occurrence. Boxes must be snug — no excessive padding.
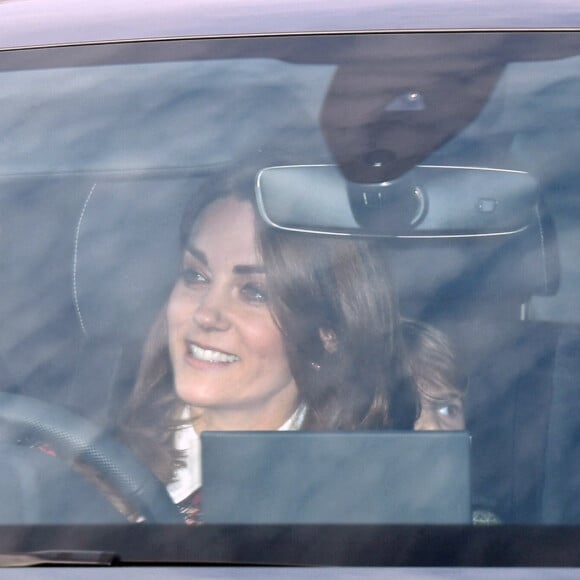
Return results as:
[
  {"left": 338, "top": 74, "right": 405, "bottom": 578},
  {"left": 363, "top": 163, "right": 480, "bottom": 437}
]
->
[{"left": 1, "top": 28, "right": 580, "bottom": 567}]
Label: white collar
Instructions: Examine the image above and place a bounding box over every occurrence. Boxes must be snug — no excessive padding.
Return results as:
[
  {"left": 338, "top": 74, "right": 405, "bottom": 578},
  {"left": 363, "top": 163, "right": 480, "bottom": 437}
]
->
[{"left": 167, "top": 404, "right": 307, "bottom": 503}]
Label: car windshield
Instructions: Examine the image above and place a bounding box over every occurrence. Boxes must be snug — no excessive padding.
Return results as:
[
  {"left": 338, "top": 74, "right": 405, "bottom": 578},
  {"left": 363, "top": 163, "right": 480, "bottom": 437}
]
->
[{"left": 1, "top": 30, "right": 580, "bottom": 564}]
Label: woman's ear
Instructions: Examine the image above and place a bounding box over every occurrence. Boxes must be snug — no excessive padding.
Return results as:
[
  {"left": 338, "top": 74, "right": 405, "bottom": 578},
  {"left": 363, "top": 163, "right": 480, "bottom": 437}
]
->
[{"left": 319, "top": 328, "right": 338, "bottom": 353}]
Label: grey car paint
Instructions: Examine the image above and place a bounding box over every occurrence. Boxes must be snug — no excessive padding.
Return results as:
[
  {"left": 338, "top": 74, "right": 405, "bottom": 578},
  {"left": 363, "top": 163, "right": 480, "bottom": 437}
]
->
[
  {"left": 1, "top": 0, "right": 580, "bottom": 50},
  {"left": 3, "top": 568, "right": 580, "bottom": 579}
]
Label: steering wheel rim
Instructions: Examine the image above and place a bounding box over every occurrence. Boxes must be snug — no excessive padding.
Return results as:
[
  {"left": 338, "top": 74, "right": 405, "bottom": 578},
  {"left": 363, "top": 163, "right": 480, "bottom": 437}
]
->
[{"left": 0, "top": 392, "right": 183, "bottom": 524}]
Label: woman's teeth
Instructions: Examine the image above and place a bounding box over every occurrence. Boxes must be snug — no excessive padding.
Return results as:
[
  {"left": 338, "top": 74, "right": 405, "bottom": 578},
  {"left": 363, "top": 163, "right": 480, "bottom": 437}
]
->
[{"left": 189, "top": 343, "right": 239, "bottom": 363}]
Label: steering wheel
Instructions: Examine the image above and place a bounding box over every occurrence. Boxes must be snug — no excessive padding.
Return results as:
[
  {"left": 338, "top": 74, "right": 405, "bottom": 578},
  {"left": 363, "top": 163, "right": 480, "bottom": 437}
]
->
[{"left": 0, "top": 392, "right": 183, "bottom": 523}]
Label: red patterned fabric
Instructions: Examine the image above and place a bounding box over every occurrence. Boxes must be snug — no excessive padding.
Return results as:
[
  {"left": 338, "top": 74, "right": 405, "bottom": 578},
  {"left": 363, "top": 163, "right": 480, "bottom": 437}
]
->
[{"left": 176, "top": 487, "right": 203, "bottom": 525}]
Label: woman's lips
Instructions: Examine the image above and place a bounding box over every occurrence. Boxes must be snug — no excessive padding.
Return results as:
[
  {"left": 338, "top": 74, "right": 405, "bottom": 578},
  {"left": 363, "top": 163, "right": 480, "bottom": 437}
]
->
[{"left": 186, "top": 341, "right": 240, "bottom": 364}]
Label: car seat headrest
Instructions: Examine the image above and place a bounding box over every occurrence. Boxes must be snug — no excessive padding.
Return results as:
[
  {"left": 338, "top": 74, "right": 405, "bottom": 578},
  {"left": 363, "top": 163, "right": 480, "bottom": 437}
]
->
[
  {"left": 73, "top": 177, "right": 194, "bottom": 340},
  {"left": 388, "top": 201, "right": 560, "bottom": 318}
]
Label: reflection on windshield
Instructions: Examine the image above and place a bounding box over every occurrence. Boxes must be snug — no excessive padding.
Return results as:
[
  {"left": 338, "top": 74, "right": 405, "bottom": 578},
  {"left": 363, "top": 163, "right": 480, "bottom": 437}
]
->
[
  {"left": 0, "top": 59, "right": 334, "bottom": 174},
  {"left": 1, "top": 33, "right": 580, "bottom": 533}
]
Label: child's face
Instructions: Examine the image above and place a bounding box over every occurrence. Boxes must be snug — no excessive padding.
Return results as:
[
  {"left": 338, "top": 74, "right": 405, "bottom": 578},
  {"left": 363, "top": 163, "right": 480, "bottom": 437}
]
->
[{"left": 414, "top": 383, "right": 465, "bottom": 431}]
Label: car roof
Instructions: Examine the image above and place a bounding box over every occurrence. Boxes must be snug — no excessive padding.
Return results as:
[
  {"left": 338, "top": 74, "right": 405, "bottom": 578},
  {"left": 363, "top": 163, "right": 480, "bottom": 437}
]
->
[{"left": 2, "top": 0, "right": 580, "bottom": 50}]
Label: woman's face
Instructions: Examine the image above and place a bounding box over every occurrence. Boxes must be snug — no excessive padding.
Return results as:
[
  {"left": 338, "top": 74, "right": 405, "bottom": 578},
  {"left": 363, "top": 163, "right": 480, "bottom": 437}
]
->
[{"left": 166, "top": 196, "right": 299, "bottom": 431}]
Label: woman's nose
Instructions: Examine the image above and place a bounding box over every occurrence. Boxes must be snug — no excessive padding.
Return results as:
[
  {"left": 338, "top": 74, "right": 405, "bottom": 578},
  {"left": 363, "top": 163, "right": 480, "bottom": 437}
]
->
[{"left": 192, "top": 288, "right": 230, "bottom": 331}]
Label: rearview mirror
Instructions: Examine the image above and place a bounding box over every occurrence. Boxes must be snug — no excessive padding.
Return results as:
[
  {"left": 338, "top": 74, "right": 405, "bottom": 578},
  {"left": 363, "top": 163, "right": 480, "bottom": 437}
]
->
[{"left": 256, "top": 164, "right": 538, "bottom": 238}]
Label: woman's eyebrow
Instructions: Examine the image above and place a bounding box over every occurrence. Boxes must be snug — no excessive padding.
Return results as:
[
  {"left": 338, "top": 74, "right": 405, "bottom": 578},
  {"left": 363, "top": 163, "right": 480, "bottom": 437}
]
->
[
  {"left": 185, "top": 246, "right": 207, "bottom": 265},
  {"left": 186, "top": 245, "right": 265, "bottom": 275},
  {"left": 233, "top": 265, "right": 266, "bottom": 275}
]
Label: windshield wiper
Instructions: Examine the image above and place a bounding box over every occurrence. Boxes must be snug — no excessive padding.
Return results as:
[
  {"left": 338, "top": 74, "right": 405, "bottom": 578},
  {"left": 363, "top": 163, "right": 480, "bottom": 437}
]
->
[{"left": 0, "top": 550, "right": 116, "bottom": 567}]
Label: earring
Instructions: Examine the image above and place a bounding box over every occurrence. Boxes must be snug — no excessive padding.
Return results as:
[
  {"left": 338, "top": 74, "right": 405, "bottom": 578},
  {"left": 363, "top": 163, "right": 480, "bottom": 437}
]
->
[
  {"left": 310, "top": 361, "right": 321, "bottom": 371},
  {"left": 319, "top": 329, "right": 338, "bottom": 353}
]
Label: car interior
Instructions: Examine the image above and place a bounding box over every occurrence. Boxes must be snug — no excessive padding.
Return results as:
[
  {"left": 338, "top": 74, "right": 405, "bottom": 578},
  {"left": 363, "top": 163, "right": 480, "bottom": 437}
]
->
[{"left": 1, "top": 31, "right": 580, "bottom": 528}]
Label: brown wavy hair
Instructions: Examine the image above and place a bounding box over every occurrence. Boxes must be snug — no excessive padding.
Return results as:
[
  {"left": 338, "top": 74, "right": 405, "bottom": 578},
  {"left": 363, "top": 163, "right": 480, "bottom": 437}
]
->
[{"left": 120, "top": 166, "right": 417, "bottom": 483}]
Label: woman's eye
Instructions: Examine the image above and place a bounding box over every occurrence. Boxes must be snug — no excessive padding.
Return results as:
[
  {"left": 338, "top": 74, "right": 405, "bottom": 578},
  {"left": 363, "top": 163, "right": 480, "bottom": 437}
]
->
[
  {"left": 181, "top": 267, "right": 207, "bottom": 286},
  {"left": 240, "top": 283, "right": 268, "bottom": 304}
]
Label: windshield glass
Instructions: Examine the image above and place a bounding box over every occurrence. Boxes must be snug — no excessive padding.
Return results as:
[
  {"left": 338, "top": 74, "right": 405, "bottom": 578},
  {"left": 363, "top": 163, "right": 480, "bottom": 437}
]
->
[{"left": 1, "top": 31, "right": 580, "bottom": 562}]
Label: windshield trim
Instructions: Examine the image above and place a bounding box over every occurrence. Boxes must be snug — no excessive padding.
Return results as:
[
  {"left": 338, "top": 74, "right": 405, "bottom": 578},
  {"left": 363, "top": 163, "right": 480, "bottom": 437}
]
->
[{"left": 2, "top": 27, "right": 580, "bottom": 53}]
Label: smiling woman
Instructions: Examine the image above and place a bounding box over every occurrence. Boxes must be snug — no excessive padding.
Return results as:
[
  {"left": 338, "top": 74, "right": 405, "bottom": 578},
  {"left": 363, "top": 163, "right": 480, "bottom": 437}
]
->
[
  {"left": 167, "top": 196, "right": 299, "bottom": 433},
  {"left": 118, "top": 165, "right": 418, "bottom": 522}
]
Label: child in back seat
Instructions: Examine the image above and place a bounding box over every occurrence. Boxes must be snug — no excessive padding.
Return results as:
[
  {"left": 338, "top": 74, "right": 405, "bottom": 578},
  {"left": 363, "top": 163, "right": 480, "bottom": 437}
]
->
[
  {"left": 403, "top": 319, "right": 467, "bottom": 431},
  {"left": 403, "top": 319, "right": 500, "bottom": 524}
]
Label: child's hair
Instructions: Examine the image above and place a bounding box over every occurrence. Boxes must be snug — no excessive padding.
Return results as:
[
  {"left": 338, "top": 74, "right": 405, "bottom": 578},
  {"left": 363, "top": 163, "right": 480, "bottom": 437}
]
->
[{"left": 402, "top": 319, "right": 467, "bottom": 399}]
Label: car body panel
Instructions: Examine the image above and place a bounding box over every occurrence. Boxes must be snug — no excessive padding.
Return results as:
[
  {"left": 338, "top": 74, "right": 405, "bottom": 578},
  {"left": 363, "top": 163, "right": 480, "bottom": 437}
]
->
[
  {"left": 3, "top": 568, "right": 580, "bottom": 579},
  {"left": 1, "top": 0, "right": 580, "bottom": 50}
]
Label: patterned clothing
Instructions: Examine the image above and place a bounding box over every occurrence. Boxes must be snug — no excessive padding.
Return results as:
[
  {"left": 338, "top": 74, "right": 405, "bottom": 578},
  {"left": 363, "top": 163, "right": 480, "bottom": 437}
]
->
[{"left": 176, "top": 487, "right": 203, "bottom": 525}]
